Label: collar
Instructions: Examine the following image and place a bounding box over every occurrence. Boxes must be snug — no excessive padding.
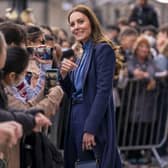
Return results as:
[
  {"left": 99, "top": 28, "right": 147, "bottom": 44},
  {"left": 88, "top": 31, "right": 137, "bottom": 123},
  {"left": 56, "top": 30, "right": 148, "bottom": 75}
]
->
[{"left": 82, "top": 38, "right": 92, "bottom": 50}]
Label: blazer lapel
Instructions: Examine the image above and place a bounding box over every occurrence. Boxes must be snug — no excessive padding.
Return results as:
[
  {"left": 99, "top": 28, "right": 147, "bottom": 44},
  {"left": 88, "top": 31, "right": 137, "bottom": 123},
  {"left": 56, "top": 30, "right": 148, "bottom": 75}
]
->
[{"left": 83, "top": 45, "right": 95, "bottom": 87}]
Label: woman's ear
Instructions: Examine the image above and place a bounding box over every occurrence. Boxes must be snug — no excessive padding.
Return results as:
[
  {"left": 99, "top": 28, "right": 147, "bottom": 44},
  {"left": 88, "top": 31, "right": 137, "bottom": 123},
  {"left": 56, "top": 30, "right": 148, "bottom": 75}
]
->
[
  {"left": 3, "top": 72, "right": 16, "bottom": 86},
  {"left": 8, "top": 72, "right": 17, "bottom": 83}
]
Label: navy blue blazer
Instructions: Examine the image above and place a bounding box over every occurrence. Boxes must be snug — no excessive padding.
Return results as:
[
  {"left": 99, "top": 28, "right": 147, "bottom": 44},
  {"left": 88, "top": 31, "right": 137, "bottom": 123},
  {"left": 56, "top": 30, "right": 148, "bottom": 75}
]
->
[{"left": 61, "top": 42, "right": 122, "bottom": 168}]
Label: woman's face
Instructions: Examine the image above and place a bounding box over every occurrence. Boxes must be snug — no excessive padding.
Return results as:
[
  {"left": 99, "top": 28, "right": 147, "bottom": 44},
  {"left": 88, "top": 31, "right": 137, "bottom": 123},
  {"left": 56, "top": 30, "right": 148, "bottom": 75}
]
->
[
  {"left": 121, "top": 35, "right": 137, "bottom": 50},
  {"left": 0, "top": 43, "right": 7, "bottom": 70},
  {"left": 69, "top": 11, "right": 91, "bottom": 43},
  {"left": 9, "top": 69, "right": 27, "bottom": 87},
  {"left": 156, "top": 32, "right": 167, "bottom": 50},
  {"left": 136, "top": 43, "right": 150, "bottom": 60},
  {"left": 29, "top": 34, "right": 44, "bottom": 47}
]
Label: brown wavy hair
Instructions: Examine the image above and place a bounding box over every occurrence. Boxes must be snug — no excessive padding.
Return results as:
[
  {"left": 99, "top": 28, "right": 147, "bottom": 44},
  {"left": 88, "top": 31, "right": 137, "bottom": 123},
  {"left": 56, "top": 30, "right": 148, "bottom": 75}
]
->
[
  {"left": 68, "top": 4, "right": 114, "bottom": 47},
  {"left": 68, "top": 4, "right": 124, "bottom": 78}
]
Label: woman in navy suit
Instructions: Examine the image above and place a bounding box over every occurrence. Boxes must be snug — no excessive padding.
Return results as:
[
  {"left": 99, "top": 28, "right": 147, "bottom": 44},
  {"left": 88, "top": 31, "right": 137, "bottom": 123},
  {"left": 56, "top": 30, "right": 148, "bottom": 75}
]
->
[{"left": 60, "top": 4, "right": 122, "bottom": 168}]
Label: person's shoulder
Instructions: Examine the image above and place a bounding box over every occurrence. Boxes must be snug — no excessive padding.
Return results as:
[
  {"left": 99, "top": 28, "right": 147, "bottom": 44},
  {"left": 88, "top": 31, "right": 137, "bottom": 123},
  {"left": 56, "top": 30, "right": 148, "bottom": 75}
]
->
[{"left": 146, "top": 4, "right": 156, "bottom": 11}]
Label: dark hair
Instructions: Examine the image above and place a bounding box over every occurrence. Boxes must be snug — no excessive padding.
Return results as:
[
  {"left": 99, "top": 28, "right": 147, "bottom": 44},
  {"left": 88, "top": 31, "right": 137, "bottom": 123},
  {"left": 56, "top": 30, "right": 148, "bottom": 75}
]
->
[
  {"left": 141, "top": 25, "right": 158, "bottom": 36},
  {"left": 45, "top": 34, "right": 54, "bottom": 41},
  {"left": 26, "top": 25, "right": 43, "bottom": 42},
  {"left": 0, "top": 17, "right": 5, "bottom": 23},
  {"left": 106, "top": 25, "right": 120, "bottom": 33},
  {"left": 40, "top": 25, "right": 54, "bottom": 36},
  {"left": 158, "top": 24, "right": 168, "bottom": 36},
  {"left": 119, "top": 27, "right": 138, "bottom": 40},
  {"left": 117, "top": 17, "right": 128, "bottom": 26},
  {"left": 0, "top": 21, "right": 27, "bottom": 46},
  {"left": 3, "top": 47, "right": 29, "bottom": 76}
]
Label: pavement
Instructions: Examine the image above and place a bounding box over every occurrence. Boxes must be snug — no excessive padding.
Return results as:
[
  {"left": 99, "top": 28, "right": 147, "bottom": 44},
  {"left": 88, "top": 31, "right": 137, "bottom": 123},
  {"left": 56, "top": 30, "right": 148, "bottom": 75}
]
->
[{"left": 123, "top": 155, "right": 168, "bottom": 168}]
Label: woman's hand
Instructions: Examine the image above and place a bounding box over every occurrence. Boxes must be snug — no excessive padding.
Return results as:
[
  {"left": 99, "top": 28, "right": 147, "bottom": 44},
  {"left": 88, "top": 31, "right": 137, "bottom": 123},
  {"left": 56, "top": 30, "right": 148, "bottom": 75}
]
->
[
  {"left": 33, "top": 113, "right": 52, "bottom": 132},
  {"left": 60, "top": 58, "right": 78, "bottom": 79},
  {"left": 82, "top": 132, "right": 96, "bottom": 151},
  {"left": 133, "top": 69, "right": 145, "bottom": 79},
  {"left": 133, "top": 69, "right": 149, "bottom": 79}
]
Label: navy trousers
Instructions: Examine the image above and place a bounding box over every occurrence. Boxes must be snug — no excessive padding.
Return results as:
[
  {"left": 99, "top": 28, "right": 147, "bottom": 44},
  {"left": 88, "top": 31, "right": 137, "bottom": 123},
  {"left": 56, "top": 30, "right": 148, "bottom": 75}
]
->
[{"left": 64, "top": 104, "right": 95, "bottom": 168}]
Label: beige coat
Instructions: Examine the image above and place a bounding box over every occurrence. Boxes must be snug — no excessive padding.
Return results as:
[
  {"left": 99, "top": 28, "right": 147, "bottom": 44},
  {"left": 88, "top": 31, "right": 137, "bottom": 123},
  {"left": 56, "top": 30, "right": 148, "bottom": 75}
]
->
[
  {"left": 5, "top": 85, "right": 64, "bottom": 117},
  {"left": 4, "top": 85, "right": 64, "bottom": 168}
]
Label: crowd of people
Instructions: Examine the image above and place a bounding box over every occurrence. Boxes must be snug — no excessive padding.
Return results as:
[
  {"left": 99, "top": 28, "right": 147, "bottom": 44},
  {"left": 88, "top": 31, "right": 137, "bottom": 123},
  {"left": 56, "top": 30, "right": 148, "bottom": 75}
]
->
[{"left": 0, "top": 0, "right": 167, "bottom": 168}]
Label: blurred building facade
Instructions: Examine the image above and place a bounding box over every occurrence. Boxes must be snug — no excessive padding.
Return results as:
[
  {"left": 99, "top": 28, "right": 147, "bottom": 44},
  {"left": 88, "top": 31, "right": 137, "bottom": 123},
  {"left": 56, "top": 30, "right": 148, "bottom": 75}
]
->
[{"left": 0, "top": 0, "right": 168, "bottom": 29}]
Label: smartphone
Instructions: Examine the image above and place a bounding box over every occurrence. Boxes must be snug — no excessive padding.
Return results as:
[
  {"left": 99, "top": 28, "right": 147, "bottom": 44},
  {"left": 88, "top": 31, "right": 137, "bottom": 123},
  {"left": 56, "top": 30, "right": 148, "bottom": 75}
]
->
[
  {"left": 61, "top": 48, "right": 76, "bottom": 61},
  {"left": 35, "top": 46, "right": 53, "bottom": 60},
  {"left": 25, "top": 71, "right": 33, "bottom": 85},
  {"left": 27, "top": 46, "right": 53, "bottom": 60},
  {"left": 44, "top": 68, "right": 59, "bottom": 95}
]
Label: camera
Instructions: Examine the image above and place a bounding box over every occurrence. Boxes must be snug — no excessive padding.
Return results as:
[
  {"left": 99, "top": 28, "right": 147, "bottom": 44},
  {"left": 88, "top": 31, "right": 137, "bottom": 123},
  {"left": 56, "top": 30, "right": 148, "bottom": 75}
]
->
[{"left": 44, "top": 68, "right": 59, "bottom": 95}]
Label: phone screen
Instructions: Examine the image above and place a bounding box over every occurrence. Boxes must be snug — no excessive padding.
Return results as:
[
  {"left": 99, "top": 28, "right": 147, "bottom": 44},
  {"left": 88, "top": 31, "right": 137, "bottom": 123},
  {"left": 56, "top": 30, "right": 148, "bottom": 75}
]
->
[
  {"left": 27, "top": 46, "right": 53, "bottom": 60},
  {"left": 25, "top": 71, "right": 33, "bottom": 85},
  {"left": 44, "top": 68, "right": 59, "bottom": 94},
  {"left": 35, "top": 46, "right": 53, "bottom": 60}
]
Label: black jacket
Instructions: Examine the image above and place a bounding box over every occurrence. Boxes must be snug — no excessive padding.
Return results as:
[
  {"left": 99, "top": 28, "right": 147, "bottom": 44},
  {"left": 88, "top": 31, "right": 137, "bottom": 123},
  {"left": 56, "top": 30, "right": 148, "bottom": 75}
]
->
[{"left": 129, "top": 4, "right": 158, "bottom": 28}]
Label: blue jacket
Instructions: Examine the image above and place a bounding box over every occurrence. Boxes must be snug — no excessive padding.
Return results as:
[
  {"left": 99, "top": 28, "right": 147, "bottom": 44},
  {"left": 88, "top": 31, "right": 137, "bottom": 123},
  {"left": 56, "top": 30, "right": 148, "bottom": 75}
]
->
[{"left": 61, "top": 42, "right": 122, "bottom": 168}]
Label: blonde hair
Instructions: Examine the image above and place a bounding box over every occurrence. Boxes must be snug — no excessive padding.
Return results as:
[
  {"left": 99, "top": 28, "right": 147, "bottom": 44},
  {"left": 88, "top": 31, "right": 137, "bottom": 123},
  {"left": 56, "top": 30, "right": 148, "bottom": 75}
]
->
[
  {"left": 133, "top": 36, "right": 151, "bottom": 57},
  {"left": 20, "top": 8, "right": 36, "bottom": 25}
]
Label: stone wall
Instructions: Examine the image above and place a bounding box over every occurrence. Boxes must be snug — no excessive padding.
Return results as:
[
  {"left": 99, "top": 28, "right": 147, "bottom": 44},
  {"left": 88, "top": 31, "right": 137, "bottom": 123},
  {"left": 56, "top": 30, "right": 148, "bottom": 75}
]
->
[{"left": 0, "top": 0, "right": 168, "bottom": 30}]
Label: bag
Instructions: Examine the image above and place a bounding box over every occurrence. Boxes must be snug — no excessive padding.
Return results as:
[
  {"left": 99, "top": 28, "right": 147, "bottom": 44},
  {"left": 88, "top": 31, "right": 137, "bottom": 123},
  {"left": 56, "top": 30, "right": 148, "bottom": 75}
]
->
[
  {"left": 75, "top": 160, "right": 98, "bottom": 168},
  {"left": 20, "top": 133, "right": 64, "bottom": 168},
  {"left": 0, "top": 159, "right": 7, "bottom": 168}
]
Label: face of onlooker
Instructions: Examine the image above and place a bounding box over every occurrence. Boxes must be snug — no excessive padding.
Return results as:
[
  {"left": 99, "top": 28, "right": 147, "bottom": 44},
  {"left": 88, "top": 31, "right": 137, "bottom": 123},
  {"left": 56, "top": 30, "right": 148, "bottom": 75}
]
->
[
  {"left": 143, "top": 30, "right": 155, "bottom": 37},
  {"left": 32, "top": 34, "right": 44, "bottom": 46},
  {"left": 61, "top": 40, "right": 71, "bottom": 49},
  {"left": 7, "top": 69, "right": 27, "bottom": 87},
  {"left": 138, "top": 0, "right": 147, "bottom": 6},
  {"left": 156, "top": 32, "right": 168, "bottom": 50},
  {"left": 120, "top": 35, "right": 137, "bottom": 50},
  {"left": 2, "top": 47, "right": 29, "bottom": 87},
  {"left": 136, "top": 42, "right": 150, "bottom": 60},
  {"left": 105, "top": 29, "right": 119, "bottom": 41},
  {"left": 57, "top": 29, "right": 68, "bottom": 41}
]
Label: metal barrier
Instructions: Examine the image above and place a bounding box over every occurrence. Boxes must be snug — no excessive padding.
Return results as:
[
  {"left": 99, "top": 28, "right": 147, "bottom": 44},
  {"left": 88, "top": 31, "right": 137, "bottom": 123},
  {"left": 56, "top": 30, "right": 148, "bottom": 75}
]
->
[{"left": 116, "top": 76, "right": 168, "bottom": 168}]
